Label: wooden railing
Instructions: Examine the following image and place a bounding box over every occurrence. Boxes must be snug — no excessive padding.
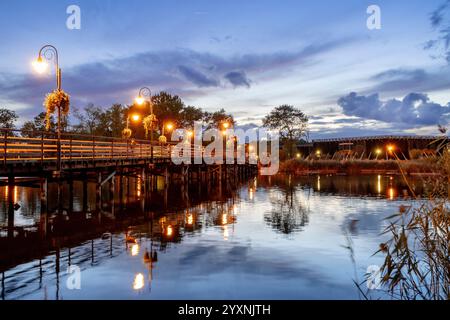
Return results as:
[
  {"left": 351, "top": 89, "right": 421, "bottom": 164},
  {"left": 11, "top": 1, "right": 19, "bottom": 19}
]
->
[
  {"left": 1, "top": 128, "right": 174, "bottom": 165},
  {"left": 1, "top": 128, "right": 256, "bottom": 167}
]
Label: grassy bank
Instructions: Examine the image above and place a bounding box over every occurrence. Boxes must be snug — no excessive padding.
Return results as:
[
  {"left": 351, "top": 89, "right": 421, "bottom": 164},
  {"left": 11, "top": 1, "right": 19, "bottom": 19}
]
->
[{"left": 279, "top": 158, "right": 440, "bottom": 175}]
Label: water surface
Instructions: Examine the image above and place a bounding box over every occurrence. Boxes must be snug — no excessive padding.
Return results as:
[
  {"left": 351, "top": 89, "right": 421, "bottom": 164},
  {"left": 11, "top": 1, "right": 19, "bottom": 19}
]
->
[{"left": 0, "top": 174, "right": 423, "bottom": 300}]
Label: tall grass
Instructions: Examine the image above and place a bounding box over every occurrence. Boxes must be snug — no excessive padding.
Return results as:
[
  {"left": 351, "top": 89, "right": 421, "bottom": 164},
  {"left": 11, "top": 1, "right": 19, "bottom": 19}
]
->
[{"left": 368, "top": 138, "right": 450, "bottom": 300}]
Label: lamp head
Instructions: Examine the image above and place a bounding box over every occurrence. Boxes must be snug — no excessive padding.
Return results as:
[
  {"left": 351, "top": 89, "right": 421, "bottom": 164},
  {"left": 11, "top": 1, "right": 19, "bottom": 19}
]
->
[
  {"left": 131, "top": 114, "right": 141, "bottom": 122},
  {"left": 32, "top": 56, "right": 48, "bottom": 74},
  {"left": 135, "top": 95, "right": 145, "bottom": 106}
]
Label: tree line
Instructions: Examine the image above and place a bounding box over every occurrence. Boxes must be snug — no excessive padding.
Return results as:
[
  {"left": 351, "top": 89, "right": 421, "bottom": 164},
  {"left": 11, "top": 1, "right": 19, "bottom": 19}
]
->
[
  {"left": 1, "top": 94, "right": 310, "bottom": 159},
  {"left": 0, "top": 91, "right": 235, "bottom": 140}
]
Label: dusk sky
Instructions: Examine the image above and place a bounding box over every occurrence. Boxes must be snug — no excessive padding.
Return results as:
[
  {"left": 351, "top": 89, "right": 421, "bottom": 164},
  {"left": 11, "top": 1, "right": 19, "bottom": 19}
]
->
[{"left": 1, "top": 0, "right": 450, "bottom": 139}]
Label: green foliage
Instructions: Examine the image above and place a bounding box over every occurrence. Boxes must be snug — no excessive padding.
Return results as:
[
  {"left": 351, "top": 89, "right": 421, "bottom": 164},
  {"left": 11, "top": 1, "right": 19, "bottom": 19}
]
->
[
  {"left": 263, "top": 105, "right": 308, "bottom": 159},
  {"left": 203, "top": 108, "right": 235, "bottom": 129},
  {"left": 0, "top": 108, "right": 18, "bottom": 129},
  {"left": 18, "top": 91, "right": 237, "bottom": 139},
  {"left": 22, "top": 112, "right": 55, "bottom": 137}
]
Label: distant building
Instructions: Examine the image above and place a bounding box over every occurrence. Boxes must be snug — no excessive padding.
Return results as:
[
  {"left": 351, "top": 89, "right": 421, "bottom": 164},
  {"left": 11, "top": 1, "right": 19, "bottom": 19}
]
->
[{"left": 296, "top": 135, "right": 446, "bottom": 160}]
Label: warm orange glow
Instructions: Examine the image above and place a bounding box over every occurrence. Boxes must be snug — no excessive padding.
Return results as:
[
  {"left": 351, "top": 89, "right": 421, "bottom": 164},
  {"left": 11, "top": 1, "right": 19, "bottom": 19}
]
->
[
  {"left": 375, "top": 148, "right": 382, "bottom": 155},
  {"left": 249, "top": 187, "right": 254, "bottom": 200},
  {"left": 222, "top": 122, "right": 230, "bottom": 129},
  {"left": 135, "top": 95, "right": 145, "bottom": 106},
  {"left": 187, "top": 130, "right": 193, "bottom": 137},
  {"left": 166, "top": 225, "right": 173, "bottom": 237},
  {"left": 186, "top": 213, "right": 194, "bottom": 225},
  {"left": 387, "top": 145, "right": 395, "bottom": 153},
  {"left": 223, "top": 225, "right": 229, "bottom": 240},
  {"left": 316, "top": 150, "right": 321, "bottom": 155},
  {"left": 131, "top": 244, "right": 140, "bottom": 256},
  {"left": 248, "top": 145, "right": 254, "bottom": 152},
  {"left": 388, "top": 187, "right": 395, "bottom": 200},
  {"left": 222, "top": 213, "right": 228, "bottom": 225},
  {"left": 32, "top": 56, "right": 48, "bottom": 74},
  {"left": 296, "top": 153, "right": 301, "bottom": 158},
  {"left": 5, "top": 186, "right": 18, "bottom": 203},
  {"left": 166, "top": 123, "right": 174, "bottom": 131},
  {"left": 131, "top": 114, "right": 141, "bottom": 122},
  {"left": 133, "top": 273, "right": 145, "bottom": 290}
]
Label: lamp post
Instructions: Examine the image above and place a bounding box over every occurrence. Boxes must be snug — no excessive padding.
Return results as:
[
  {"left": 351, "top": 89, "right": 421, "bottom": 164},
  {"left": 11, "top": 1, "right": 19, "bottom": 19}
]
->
[
  {"left": 162, "top": 122, "right": 174, "bottom": 137},
  {"left": 135, "top": 87, "right": 156, "bottom": 158},
  {"left": 33, "top": 45, "right": 63, "bottom": 172},
  {"left": 135, "top": 87, "right": 155, "bottom": 140}
]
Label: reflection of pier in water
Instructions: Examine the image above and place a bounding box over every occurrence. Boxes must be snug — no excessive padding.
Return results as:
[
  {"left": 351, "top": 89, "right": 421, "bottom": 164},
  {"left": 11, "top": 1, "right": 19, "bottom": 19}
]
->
[{"left": 0, "top": 171, "right": 252, "bottom": 300}]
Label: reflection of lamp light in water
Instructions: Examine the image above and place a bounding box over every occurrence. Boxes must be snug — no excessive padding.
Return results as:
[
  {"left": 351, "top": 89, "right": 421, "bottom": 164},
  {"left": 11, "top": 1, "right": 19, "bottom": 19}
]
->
[
  {"left": 186, "top": 214, "right": 194, "bottom": 225},
  {"left": 388, "top": 188, "right": 395, "bottom": 200},
  {"left": 377, "top": 175, "right": 382, "bottom": 194},
  {"left": 223, "top": 225, "right": 229, "bottom": 240},
  {"left": 137, "top": 177, "right": 141, "bottom": 198},
  {"left": 249, "top": 188, "right": 254, "bottom": 200},
  {"left": 133, "top": 273, "right": 145, "bottom": 290},
  {"left": 317, "top": 176, "right": 321, "bottom": 191},
  {"left": 166, "top": 225, "right": 173, "bottom": 237},
  {"left": 131, "top": 244, "right": 139, "bottom": 256},
  {"left": 222, "top": 213, "right": 228, "bottom": 225},
  {"left": 5, "top": 186, "right": 18, "bottom": 203}
]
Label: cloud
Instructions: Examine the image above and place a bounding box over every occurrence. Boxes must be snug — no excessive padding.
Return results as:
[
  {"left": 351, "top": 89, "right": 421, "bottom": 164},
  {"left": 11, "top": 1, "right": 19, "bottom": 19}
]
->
[
  {"left": 0, "top": 37, "right": 356, "bottom": 113},
  {"left": 426, "top": 1, "right": 450, "bottom": 62},
  {"left": 337, "top": 92, "right": 450, "bottom": 126},
  {"left": 178, "top": 65, "right": 219, "bottom": 87},
  {"left": 367, "top": 68, "right": 450, "bottom": 95},
  {"left": 224, "top": 71, "right": 250, "bottom": 88}
]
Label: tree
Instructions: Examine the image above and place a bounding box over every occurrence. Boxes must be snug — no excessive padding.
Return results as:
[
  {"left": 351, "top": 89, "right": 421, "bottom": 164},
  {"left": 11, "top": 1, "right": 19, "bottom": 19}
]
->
[
  {"left": 106, "top": 104, "right": 127, "bottom": 137},
  {"left": 203, "top": 108, "right": 235, "bottom": 129},
  {"left": 263, "top": 105, "right": 308, "bottom": 159},
  {"left": 152, "top": 92, "right": 184, "bottom": 130},
  {"left": 21, "top": 112, "right": 55, "bottom": 137},
  {"left": 180, "top": 106, "right": 204, "bottom": 129},
  {"left": 0, "top": 108, "right": 18, "bottom": 130}
]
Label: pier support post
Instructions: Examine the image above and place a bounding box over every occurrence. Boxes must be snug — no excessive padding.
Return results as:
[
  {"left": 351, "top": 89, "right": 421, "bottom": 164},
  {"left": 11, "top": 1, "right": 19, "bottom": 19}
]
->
[
  {"left": 7, "top": 175, "right": 14, "bottom": 239},
  {"left": 82, "top": 176, "right": 88, "bottom": 213},
  {"left": 118, "top": 173, "right": 123, "bottom": 208},
  {"left": 109, "top": 176, "right": 115, "bottom": 218},
  {"left": 40, "top": 178, "right": 48, "bottom": 238},
  {"left": 164, "top": 167, "right": 169, "bottom": 187},
  {"left": 68, "top": 178, "right": 74, "bottom": 214},
  {"left": 96, "top": 172, "right": 102, "bottom": 213}
]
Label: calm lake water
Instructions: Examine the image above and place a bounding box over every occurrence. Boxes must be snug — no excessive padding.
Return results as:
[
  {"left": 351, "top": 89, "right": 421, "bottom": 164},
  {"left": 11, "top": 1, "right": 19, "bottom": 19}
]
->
[{"left": 0, "top": 174, "right": 426, "bottom": 300}]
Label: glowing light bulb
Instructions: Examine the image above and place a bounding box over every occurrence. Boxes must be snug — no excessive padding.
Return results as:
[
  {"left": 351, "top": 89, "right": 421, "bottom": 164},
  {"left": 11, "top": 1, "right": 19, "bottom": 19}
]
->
[
  {"left": 135, "top": 96, "right": 145, "bottom": 105},
  {"left": 131, "top": 114, "right": 140, "bottom": 122},
  {"left": 32, "top": 57, "right": 48, "bottom": 74}
]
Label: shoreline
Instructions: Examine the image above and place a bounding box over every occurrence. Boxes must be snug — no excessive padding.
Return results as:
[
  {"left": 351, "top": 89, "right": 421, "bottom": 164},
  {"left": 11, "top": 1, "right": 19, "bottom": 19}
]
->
[{"left": 279, "top": 159, "right": 440, "bottom": 176}]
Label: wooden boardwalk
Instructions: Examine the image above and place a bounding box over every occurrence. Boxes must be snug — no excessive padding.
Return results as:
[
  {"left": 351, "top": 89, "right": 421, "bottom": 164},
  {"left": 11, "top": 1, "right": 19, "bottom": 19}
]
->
[{"left": 0, "top": 128, "right": 257, "bottom": 177}]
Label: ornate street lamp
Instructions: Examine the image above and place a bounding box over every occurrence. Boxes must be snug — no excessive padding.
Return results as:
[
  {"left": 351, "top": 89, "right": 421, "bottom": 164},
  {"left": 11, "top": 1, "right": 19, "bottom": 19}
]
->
[
  {"left": 135, "top": 87, "right": 157, "bottom": 144},
  {"left": 33, "top": 45, "right": 65, "bottom": 172}
]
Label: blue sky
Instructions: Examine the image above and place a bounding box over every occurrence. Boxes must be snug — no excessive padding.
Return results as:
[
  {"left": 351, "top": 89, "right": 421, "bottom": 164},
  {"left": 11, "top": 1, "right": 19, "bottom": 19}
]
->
[{"left": 1, "top": 0, "right": 450, "bottom": 138}]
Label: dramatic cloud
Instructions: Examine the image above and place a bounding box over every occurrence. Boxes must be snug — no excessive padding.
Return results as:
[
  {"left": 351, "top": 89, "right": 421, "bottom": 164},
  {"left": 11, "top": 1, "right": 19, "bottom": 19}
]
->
[
  {"left": 224, "top": 71, "right": 250, "bottom": 88},
  {"left": 367, "top": 68, "right": 450, "bottom": 95},
  {"left": 0, "top": 37, "right": 356, "bottom": 115},
  {"left": 425, "top": 1, "right": 450, "bottom": 62},
  {"left": 338, "top": 92, "right": 450, "bottom": 126},
  {"left": 178, "top": 65, "right": 219, "bottom": 87}
]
